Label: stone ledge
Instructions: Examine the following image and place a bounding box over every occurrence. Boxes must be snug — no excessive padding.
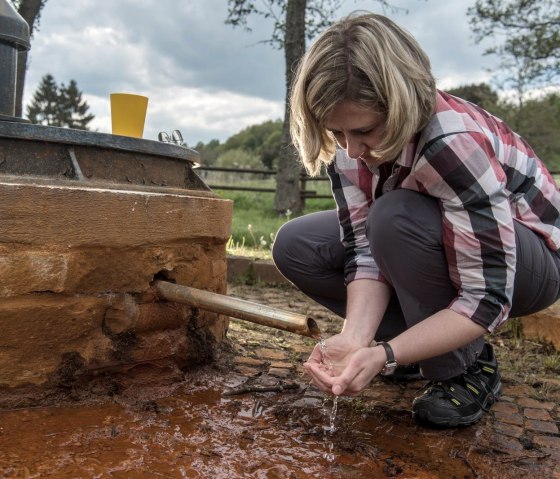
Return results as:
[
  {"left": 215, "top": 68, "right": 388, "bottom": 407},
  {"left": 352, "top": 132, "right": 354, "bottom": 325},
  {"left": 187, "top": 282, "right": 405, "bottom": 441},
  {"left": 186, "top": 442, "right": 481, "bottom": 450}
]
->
[{"left": 521, "top": 301, "right": 560, "bottom": 351}]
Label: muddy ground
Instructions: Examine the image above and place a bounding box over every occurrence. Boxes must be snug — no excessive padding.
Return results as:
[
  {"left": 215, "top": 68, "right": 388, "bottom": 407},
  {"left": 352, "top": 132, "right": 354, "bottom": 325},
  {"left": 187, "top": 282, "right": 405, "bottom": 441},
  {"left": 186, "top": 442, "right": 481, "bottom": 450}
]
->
[{"left": 1, "top": 282, "right": 559, "bottom": 478}]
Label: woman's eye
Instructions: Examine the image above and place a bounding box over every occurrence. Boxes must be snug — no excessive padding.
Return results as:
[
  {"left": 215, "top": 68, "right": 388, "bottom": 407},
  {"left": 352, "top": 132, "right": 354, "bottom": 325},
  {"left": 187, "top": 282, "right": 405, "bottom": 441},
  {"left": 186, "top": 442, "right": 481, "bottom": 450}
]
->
[{"left": 330, "top": 131, "right": 344, "bottom": 140}]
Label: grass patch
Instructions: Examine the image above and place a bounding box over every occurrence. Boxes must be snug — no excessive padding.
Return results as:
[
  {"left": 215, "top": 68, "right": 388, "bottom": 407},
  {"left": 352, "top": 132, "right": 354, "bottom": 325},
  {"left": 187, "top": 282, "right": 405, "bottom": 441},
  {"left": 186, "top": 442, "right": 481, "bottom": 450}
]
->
[
  {"left": 214, "top": 180, "right": 335, "bottom": 258},
  {"left": 543, "top": 352, "right": 560, "bottom": 373},
  {"left": 491, "top": 319, "right": 560, "bottom": 400}
]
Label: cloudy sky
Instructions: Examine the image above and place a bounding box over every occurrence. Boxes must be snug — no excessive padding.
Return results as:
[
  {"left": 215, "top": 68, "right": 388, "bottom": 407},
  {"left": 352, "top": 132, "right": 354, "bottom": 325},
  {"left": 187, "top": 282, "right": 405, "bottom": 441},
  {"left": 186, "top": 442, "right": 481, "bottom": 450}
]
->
[{"left": 22, "top": 0, "right": 496, "bottom": 145}]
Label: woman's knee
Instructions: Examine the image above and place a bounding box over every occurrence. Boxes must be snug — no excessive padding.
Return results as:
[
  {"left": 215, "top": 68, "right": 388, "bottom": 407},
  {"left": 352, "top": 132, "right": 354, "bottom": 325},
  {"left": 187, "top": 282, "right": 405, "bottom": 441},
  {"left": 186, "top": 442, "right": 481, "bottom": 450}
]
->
[
  {"left": 368, "top": 189, "right": 442, "bottom": 252},
  {"left": 272, "top": 210, "right": 342, "bottom": 273},
  {"left": 271, "top": 220, "right": 296, "bottom": 269}
]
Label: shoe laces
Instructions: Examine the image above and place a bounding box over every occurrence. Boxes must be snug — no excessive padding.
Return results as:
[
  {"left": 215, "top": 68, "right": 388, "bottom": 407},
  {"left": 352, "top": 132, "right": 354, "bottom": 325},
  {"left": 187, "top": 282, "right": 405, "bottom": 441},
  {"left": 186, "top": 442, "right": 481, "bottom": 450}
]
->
[
  {"left": 463, "top": 366, "right": 495, "bottom": 411},
  {"left": 419, "top": 366, "right": 494, "bottom": 412}
]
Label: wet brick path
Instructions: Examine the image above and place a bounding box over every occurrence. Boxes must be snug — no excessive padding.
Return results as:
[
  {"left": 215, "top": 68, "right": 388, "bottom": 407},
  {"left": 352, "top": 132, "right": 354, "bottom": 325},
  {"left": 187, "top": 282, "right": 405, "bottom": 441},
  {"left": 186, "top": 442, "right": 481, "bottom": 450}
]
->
[{"left": 226, "top": 280, "right": 560, "bottom": 479}]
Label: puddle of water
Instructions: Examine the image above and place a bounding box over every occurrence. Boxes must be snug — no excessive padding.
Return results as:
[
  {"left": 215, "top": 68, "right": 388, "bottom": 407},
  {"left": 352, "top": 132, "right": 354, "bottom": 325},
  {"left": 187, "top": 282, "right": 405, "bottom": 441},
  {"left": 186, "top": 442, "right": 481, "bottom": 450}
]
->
[{"left": 0, "top": 369, "right": 523, "bottom": 479}]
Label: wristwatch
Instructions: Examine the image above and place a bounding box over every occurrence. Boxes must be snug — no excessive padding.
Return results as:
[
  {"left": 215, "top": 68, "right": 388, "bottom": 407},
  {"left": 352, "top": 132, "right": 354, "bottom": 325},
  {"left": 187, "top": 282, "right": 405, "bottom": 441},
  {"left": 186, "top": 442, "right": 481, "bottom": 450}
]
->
[{"left": 378, "top": 341, "right": 398, "bottom": 376}]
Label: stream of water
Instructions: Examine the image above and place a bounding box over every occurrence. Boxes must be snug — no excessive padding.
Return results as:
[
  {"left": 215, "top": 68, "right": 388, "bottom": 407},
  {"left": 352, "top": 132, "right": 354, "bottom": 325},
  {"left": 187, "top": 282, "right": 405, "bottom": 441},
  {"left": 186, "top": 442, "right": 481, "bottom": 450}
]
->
[{"left": 318, "top": 337, "right": 339, "bottom": 463}]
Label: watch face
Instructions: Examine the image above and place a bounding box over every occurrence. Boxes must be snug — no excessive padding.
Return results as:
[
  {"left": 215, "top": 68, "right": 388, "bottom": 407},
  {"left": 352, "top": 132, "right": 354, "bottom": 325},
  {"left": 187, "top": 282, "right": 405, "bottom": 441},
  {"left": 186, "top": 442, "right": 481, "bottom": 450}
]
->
[
  {"left": 378, "top": 342, "right": 397, "bottom": 376},
  {"left": 381, "top": 361, "right": 398, "bottom": 376}
]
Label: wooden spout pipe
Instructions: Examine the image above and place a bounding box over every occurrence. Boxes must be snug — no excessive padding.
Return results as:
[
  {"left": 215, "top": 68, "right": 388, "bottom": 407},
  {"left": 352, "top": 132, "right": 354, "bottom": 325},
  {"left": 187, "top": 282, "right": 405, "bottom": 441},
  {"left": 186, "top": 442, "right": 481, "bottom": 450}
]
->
[{"left": 154, "top": 280, "right": 321, "bottom": 338}]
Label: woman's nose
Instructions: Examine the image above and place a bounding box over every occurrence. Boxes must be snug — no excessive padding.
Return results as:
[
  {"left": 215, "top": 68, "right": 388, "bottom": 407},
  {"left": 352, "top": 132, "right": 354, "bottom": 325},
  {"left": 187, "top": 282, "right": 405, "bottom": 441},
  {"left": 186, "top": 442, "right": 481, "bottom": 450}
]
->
[{"left": 346, "top": 137, "right": 365, "bottom": 160}]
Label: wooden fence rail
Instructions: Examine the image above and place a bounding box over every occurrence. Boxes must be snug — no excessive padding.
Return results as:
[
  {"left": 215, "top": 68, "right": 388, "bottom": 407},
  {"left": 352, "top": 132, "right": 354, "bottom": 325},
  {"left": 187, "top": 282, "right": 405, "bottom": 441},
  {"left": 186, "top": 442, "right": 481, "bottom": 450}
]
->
[
  {"left": 196, "top": 165, "right": 332, "bottom": 200},
  {"left": 197, "top": 166, "right": 560, "bottom": 200}
]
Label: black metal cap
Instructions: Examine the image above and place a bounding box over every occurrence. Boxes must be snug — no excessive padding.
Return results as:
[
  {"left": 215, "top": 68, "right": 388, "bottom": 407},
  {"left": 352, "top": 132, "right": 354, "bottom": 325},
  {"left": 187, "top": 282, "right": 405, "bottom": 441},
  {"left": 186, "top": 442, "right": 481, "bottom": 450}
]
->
[{"left": 0, "top": 0, "right": 30, "bottom": 51}]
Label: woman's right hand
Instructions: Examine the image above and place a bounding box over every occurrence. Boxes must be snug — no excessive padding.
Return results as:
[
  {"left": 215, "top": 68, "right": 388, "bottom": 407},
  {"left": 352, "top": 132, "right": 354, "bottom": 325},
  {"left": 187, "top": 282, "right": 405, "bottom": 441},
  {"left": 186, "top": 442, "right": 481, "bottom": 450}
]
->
[
  {"left": 304, "top": 335, "right": 389, "bottom": 396},
  {"left": 303, "top": 332, "right": 364, "bottom": 391},
  {"left": 304, "top": 279, "right": 391, "bottom": 394}
]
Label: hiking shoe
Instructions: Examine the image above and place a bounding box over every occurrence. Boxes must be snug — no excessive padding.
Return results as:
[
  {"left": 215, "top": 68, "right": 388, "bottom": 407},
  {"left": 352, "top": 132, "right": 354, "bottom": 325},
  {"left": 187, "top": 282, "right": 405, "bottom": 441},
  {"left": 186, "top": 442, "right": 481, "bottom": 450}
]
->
[{"left": 412, "top": 343, "right": 501, "bottom": 427}]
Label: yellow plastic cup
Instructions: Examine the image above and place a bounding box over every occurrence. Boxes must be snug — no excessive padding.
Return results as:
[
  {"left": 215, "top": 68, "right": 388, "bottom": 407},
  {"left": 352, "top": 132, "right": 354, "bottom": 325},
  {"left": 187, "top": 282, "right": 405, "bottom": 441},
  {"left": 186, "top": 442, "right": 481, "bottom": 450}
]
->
[{"left": 110, "top": 93, "right": 149, "bottom": 138}]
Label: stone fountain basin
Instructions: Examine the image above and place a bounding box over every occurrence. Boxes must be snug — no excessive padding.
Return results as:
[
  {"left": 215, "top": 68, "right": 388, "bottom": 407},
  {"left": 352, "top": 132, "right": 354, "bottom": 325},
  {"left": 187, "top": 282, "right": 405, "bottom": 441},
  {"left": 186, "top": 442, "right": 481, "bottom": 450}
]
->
[{"left": 0, "top": 122, "right": 233, "bottom": 408}]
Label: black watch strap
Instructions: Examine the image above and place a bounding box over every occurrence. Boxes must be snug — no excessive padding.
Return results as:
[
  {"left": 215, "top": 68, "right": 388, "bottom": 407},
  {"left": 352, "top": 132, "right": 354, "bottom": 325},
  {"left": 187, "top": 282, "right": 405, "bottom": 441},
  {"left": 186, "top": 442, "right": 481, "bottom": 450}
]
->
[{"left": 378, "top": 341, "right": 398, "bottom": 376}]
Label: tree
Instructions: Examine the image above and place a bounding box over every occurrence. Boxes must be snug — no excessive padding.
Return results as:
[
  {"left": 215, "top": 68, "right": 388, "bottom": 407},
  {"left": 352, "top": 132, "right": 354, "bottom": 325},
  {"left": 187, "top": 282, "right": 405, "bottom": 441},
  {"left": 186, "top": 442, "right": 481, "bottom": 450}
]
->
[
  {"left": 9, "top": 0, "right": 49, "bottom": 117},
  {"left": 259, "top": 126, "right": 282, "bottom": 169},
  {"left": 194, "top": 139, "right": 222, "bottom": 166},
  {"left": 519, "top": 93, "right": 560, "bottom": 171},
  {"left": 26, "top": 73, "right": 58, "bottom": 126},
  {"left": 445, "top": 83, "right": 500, "bottom": 113},
  {"left": 226, "top": 0, "right": 398, "bottom": 214},
  {"left": 223, "top": 119, "right": 283, "bottom": 169},
  {"left": 58, "top": 79, "right": 95, "bottom": 129},
  {"left": 27, "top": 74, "right": 94, "bottom": 130},
  {"left": 499, "top": 93, "right": 560, "bottom": 171},
  {"left": 468, "top": 0, "right": 560, "bottom": 105},
  {"left": 215, "top": 148, "right": 263, "bottom": 169}
]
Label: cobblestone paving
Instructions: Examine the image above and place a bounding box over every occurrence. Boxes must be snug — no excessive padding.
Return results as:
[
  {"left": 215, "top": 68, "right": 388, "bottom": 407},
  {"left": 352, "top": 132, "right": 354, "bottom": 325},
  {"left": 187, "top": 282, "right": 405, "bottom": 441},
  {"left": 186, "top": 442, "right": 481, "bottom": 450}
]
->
[{"left": 226, "top": 282, "right": 560, "bottom": 479}]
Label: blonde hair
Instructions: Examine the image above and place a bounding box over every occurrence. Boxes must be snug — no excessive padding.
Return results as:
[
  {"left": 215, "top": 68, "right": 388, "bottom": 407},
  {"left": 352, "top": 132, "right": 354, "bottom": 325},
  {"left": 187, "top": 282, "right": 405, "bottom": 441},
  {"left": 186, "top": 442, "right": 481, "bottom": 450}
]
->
[{"left": 290, "top": 12, "right": 436, "bottom": 175}]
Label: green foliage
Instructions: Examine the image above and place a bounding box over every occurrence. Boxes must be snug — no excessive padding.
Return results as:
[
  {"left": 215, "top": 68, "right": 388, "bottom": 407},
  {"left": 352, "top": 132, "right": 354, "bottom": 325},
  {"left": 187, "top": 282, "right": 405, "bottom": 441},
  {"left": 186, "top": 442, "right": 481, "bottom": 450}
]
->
[
  {"left": 222, "top": 119, "right": 282, "bottom": 169},
  {"left": 446, "top": 83, "right": 500, "bottom": 113},
  {"left": 505, "top": 93, "right": 560, "bottom": 171},
  {"left": 196, "top": 119, "right": 282, "bottom": 169},
  {"left": 57, "top": 79, "right": 95, "bottom": 129},
  {"left": 260, "top": 128, "right": 282, "bottom": 169},
  {"left": 468, "top": 0, "right": 560, "bottom": 97},
  {"left": 26, "top": 74, "right": 59, "bottom": 126},
  {"left": 26, "top": 74, "right": 94, "bottom": 130},
  {"left": 543, "top": 352, "right": 560, "bottom": 374},
  {"left": 194, "top": 139, "right": 222, "bottom": 166},
  {"left": 215, "top": 148, "right": 263, "bottom": 169}
]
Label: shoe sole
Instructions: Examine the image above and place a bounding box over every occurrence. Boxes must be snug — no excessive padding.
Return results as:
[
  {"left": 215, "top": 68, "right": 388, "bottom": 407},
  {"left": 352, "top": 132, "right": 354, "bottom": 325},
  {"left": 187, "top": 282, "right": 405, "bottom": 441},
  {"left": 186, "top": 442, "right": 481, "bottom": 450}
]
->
[
  {"left": 413, "top": 379, "right": 502, "bottom": 428},
  {"left": 413, "top": 407, "right": 484, "bottom": 427}
]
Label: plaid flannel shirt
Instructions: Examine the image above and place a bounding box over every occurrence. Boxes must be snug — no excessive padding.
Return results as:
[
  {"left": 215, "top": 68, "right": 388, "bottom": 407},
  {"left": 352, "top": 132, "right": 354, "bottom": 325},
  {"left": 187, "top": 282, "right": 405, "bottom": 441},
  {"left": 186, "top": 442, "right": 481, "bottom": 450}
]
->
[{"left": 327, "top": 90, "right": 560, "bottom": 331}]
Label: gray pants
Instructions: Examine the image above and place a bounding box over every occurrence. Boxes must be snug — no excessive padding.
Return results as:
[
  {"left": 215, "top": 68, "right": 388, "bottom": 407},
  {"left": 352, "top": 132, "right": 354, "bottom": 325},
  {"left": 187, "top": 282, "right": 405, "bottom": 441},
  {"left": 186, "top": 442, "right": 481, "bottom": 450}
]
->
[{"left": 272, "top": 189, "right": 560, "bottom": 380}]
